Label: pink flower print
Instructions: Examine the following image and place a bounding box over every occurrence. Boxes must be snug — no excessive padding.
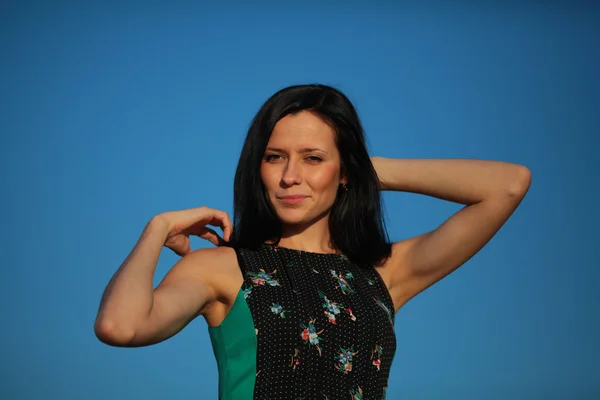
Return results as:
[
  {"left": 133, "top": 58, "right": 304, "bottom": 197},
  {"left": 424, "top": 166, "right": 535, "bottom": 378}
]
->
[
  {"left": 345, "top": 307, "right": 356, "bottom": 321},
  {"left": 318, "top": 291, "right": 343, "bottom": 324},
  {"left": 325, "top": 312, "right": 337, "bottom": 324},
  {"left": 248, "top": 268, "right": 280, "bottom": 287},
  {"left": 334, "top": 345, "right": 358, "bottom": 374},
  {"left": 330, "top": 269, "right": 355, "bottom": 294},
  {"left": 300, "top": 318, "right": 324, "bottom": 356},
  {"left": 371, "top": 344, "right": 383, "bottom": 371},
  {"left": 373, "top": 358, "right": 381, "bottom": 370},
  {"left": 301, "top": 329, "right": 309, "bottom": 341},
  {"left": 319, "top": 290, "right": 356, "bottom": 323},
  {"left": 290, "top": 348, "right": 300, "bottom": 370}
]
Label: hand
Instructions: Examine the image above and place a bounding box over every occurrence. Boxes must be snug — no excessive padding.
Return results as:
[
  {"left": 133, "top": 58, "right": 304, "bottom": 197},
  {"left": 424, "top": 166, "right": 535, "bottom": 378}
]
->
[{"left": 157, "top": 206, "right": 233, "bottom": 256}]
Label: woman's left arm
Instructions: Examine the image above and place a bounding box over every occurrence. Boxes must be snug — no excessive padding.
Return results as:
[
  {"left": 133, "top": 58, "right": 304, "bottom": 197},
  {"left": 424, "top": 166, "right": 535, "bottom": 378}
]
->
[{"left": 371, "top": 157, "right": 532, "bottom": 311}]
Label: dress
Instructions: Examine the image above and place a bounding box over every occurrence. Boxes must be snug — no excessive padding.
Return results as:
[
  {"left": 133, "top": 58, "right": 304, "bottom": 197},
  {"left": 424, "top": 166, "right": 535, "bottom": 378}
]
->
[{"left": 208, "top": 243, "right": 397, "bottom": 399}]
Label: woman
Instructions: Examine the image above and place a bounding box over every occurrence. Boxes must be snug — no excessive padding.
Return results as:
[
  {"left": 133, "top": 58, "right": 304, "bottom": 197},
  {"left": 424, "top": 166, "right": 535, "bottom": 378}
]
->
[{"left": 95, "top": 84, "right": 531, "bottom": 399}]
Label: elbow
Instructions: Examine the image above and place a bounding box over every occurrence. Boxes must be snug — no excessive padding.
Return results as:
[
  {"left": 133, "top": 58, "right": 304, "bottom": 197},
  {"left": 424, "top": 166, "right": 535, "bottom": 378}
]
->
[
  {"left": 94, "top": 317, "right": 136, "bottom": 347},
  {"left": 507, "top": 164, "right": 532, "bottom": 199}
]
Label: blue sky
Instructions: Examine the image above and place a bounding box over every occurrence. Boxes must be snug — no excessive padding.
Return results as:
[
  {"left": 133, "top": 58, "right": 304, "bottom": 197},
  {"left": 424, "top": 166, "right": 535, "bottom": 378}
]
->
[{"left": 2, "top": 2, "right": 599, "bottom": 399}]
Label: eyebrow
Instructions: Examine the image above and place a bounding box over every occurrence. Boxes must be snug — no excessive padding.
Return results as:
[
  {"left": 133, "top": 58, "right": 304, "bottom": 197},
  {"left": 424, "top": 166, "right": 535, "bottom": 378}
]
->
[{"left": 265, "top": 147, "right": 329, "bottom": 154}]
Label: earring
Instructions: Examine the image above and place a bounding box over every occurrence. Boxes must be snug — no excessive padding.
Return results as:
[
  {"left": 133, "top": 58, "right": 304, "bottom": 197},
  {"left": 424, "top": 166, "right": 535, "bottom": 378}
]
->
[{"left": 341, "top": 183, "right": 348, "bottom": 191}]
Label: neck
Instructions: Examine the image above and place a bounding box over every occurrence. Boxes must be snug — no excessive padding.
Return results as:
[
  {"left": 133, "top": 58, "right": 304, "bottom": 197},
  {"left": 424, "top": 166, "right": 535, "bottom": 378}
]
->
[{"left": 275, "top": 213, "right": 337, "bottom": 254}]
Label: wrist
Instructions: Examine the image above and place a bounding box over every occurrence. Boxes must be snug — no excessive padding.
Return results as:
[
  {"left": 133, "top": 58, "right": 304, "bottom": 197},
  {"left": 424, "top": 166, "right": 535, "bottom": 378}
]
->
[
  {"left": 149, "top": 214, "right": 172, "bottom": 238},
  {"left": 370, "top": 156, "right": 389, "bottom": 190}
]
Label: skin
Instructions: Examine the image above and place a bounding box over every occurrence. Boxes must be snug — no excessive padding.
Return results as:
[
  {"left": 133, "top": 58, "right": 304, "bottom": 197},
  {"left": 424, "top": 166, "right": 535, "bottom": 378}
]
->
[
  {"left": 260, "top": 111, "right": 347, "bottom": 252},
  {"left": 206, "top": 111, "right": 350, "bottom": 329},
  {"left": 95, "top": 110, "right": 531, "bottom": 347},
  {"left": 371, "top": 157, "right": 531, "bottom": 311}
]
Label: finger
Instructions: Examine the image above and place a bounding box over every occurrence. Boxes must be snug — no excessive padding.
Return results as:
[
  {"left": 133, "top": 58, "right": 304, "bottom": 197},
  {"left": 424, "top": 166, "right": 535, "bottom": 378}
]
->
[
  {"left": 206, "top": 211, "right": 233, "bottom": 242},
  {"left": 169, "top": 246, "right": 190, "bottom": 257},
  {"left": 218, "top": 211, "right": 233, "bottom": 242},
  {"left": 197, "top": 227, "right": 225, "bottom": 247}
]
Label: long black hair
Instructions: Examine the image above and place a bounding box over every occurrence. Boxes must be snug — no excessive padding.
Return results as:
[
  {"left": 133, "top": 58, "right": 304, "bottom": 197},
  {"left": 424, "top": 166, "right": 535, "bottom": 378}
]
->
[{"left": 231, "top": 84, "right": 391, "bottom": 267}]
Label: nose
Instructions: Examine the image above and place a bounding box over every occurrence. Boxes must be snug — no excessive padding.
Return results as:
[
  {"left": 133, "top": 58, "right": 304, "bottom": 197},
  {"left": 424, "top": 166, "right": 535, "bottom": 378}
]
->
[{"left": 281, "top": 158, "right": 302, "bottom": 187}]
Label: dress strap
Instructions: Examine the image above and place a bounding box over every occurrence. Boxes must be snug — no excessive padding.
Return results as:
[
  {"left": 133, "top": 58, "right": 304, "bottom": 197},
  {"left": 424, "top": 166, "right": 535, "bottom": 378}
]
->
[{"left": 231, "top": 245, "right": 249, "bottom": 276}]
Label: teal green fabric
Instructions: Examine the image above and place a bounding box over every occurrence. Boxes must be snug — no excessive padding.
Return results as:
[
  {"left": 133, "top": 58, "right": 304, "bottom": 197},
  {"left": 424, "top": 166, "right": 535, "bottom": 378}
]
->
[{"left": 208, "top": 288, "right": 257, "bottom": 400}]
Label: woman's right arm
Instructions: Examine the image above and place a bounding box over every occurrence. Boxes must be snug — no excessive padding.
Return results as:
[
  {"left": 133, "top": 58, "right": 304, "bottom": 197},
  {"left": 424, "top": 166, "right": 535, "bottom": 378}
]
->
[{"left": 94, "top": 208, "right": 232, "bottom": 347}]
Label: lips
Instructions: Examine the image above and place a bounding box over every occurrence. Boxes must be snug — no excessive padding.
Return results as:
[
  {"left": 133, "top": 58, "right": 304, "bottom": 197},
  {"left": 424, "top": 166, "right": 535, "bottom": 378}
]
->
[{"left": 277, "top": 195, "right": 308, "bottom": 205}]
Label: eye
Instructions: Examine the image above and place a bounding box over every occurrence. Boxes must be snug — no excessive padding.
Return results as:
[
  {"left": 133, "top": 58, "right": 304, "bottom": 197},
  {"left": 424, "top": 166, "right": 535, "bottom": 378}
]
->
[
  {"left": 306, "top": 156, "right": 323, "bottom": 163},
  {"left": 264, "top": 154, "right": 282, "bottom": 162}
]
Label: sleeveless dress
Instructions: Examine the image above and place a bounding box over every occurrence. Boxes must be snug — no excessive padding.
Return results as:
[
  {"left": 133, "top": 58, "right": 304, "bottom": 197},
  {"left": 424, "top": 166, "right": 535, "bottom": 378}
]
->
[{"left": 208, "top": 244, "right": 397, "bottom": 400}]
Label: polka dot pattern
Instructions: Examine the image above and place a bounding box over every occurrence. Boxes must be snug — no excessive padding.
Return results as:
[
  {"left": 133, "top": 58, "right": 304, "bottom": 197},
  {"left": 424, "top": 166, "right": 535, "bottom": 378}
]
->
[{"left": 237, "top": 244, "right": 397, "bottom": 399}]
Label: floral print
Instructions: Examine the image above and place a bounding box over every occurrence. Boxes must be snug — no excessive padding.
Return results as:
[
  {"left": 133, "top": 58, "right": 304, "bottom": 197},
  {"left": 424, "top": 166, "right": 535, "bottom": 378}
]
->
[
  {"left": 290, "top": 348, "right": 300, "bottom": 370},
  {"left": 334, "top": 345, "right": 358, "bottom": 374},
  {"left": 330, "top": 269, "right": 355, "bottom": 294},
  {"left": 300, "top": 318, "right": 324, "bottom": 356},
  {"left": 233, "top": 245, "right": 396, "bottom": 399},
  {"left": 319, "top": 290, "right": 356, "bottom": 324},
  {"left": 374, "top": 297, "right": 394, "bottom": 330},
  {"left": 248, "top": 268, "right": 280, "bottom": 286},
  {"left": 270, "top": 303, "right": 291, "bottom": 318},
  {"left": 350, "top": 385, "right": 364, "bottom": 399},
  {"left": 371, "top": 344, "right": 383, "bottom": 371}
]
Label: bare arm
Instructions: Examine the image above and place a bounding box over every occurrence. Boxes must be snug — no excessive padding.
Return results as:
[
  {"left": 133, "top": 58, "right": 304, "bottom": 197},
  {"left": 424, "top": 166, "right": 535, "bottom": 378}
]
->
[
  {"left": 121, "top": 248, "right": 223, "bottom": 347},
  {"left": 372, "top": 157, "right": 531, "bottom": 310},
  {"left": 94, "top": 207, "right": 233, "bottom": 347}
]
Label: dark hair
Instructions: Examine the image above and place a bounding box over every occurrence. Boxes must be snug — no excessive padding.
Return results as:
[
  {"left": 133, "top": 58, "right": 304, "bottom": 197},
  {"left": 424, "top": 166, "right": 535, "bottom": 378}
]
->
[{"left": 231, "top": 84, "right": 391, "bottom": 267}]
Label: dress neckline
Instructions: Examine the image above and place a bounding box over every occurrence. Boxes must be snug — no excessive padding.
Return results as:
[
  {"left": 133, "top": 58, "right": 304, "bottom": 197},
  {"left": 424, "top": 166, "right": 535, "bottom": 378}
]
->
[{"left": 263, "top": 243, "right": 345, "bottom": 257}]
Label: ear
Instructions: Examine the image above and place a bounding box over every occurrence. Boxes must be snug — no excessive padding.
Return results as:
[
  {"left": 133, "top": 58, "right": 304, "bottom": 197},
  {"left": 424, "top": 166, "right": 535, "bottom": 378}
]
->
[{"left": 339, "top": 161, "right": 347, "bottom": 185}]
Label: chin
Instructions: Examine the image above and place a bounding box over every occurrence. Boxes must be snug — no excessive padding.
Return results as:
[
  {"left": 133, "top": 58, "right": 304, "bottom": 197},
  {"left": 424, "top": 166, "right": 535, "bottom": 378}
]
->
[
  {"left": 275, "top": 211, "right": 310, "bottom": 225},
  {"left": 270, "top": 205, "right": 305, "bottom": 221},
  {"left": 274, "top": 207, "right": 329, "bottom": 227}
]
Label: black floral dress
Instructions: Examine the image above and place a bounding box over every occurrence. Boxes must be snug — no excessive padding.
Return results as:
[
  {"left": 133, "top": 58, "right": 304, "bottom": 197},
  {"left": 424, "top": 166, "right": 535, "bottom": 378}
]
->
[{"left": 229, "top": 243, "right": 397, "bottom": 399}]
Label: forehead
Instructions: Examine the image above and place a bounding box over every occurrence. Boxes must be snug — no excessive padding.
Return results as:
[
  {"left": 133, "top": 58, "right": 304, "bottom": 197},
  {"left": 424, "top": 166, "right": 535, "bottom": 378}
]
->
[{"left": 269, "top": 111, "right": 337, "bottom": 148}]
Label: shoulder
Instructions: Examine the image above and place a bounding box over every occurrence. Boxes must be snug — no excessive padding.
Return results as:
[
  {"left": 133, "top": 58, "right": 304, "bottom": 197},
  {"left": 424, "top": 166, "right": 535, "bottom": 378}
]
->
[
  {"left": 163, "top": 246, "right": 240, "bottom": 295},
  {"left": 180, "top": 246, "right": 240, "bottom": 282},
  {"left": 183, "top": 246, "right": 245, "bottom": 325},
  {"left": 187, "top": 245, "right": 238, "bottom": 262}
]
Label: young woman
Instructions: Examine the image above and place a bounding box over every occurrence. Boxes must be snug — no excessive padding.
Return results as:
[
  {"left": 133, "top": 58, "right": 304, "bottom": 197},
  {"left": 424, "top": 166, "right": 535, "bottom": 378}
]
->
[{"left": 95, "top": 84, "right": 531, "bottom": 399}]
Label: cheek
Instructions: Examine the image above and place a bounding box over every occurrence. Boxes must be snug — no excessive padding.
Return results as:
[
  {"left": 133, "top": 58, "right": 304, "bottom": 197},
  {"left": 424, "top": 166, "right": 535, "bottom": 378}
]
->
[
  {"left": 312, "top": 165, "right": 341, "bottom": 190},
  {"left": 260, "top": 165, "right": 277, "bottom": 194}
]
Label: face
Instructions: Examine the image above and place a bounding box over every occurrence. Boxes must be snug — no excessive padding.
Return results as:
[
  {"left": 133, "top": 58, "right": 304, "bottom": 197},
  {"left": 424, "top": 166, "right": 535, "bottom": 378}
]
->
[{"left": 260, "top": 111, "right": 346, "bottom": 227}]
